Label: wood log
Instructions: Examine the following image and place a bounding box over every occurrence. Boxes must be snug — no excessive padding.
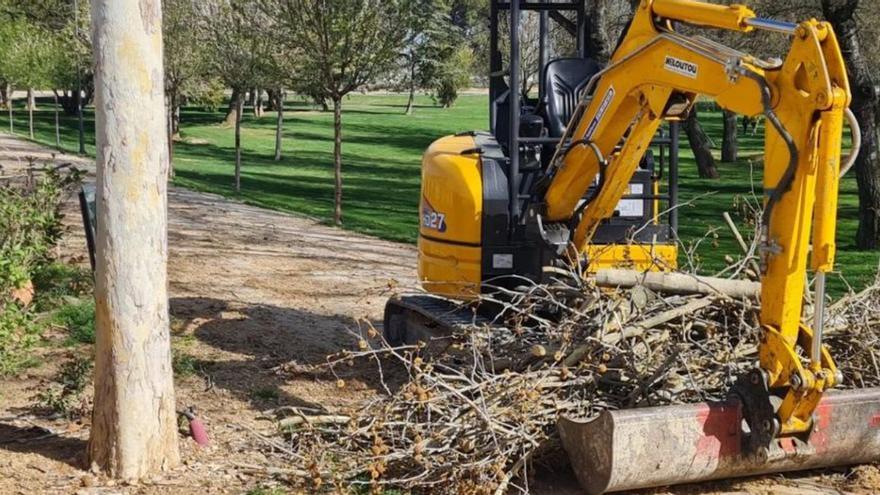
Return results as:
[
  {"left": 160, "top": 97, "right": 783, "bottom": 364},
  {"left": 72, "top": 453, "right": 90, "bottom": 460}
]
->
[{"left": 594, "top": 269, "right": 760, "bottom": 299}]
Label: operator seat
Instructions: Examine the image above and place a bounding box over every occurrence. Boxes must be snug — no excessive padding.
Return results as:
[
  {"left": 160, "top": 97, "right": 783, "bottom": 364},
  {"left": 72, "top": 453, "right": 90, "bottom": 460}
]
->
[{"left": 543, "top": 57, "right": 601, "bottom": 137}]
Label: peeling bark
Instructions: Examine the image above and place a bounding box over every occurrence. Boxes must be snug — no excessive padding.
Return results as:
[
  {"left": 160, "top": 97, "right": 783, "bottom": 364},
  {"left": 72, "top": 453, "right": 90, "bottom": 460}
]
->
[{"left": 88, "top": 0, "right": 180, "bottom": 480}]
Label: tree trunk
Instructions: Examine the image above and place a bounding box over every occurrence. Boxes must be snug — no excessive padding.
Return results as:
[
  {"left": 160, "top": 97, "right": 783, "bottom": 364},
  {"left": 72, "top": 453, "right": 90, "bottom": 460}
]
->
[
  {"left": 586, "top": 0, "right": 612, "bottom": 64},
  {"left": 0, "top": 83, "right": 7, "bottom": 109},
  {"left": 274, "top": 90, "right": 284, "bottom": 161},
  {"left": 27, "top": 89, "right": 34, "bottom": 139},
  {"left": 254, "top": 89, "right": 264, "bottom": 118},
  {"left": 53, "top": 91, "right": 61, "bottom": 147},
  {"left": 223, "top": 88, "right": 241, "bottom": 126},
  {"left": 822, "top": 0, "right": 880, "bottom": 249},
  {"left": 166, "top": 99, "right": 175, "bottom": 178},
  {"left": 684, "top": 106, "right": 719, "bottom": 179},
  {"left": 88, "top": 0, "right": 180, "bottom": 480},
  {"left": 7, "top": 91, "right": 13, "bottom": 134},
  {"left": 76, "top": 87, "right": 86, "bottom": 155},
  {"left": 234, "top": 94, "right": 243, "bottom": 192},
  {"left": 721, "top": 110, "right": 738, "bottom": 162},
  {"left": 333, "top": 97, "right": 343, "bottom": 226},
  {"left": 405, "top": 58, "right": 416, "bottom": 115},
  {"left": 27, "top": 88, "right": 37, "bottom": 111}
]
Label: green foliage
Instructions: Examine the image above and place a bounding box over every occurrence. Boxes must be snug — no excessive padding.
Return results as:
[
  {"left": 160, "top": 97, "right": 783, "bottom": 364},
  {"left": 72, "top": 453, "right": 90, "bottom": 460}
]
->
[
  {"left": 36, "top": 355, "right": 93, "bottom": 418},
  {"left": 0, "top": 167, "right": 82, "bottom": 295},
  {"left": 172, "top": 349, "right": 198, "bottom": 377},
  {"left": 0, "top": 304, "right": 41, "bottom": 376},
  {"left": 0, "top": 169, "right": 82, "bottom": 374},
  {"left": 32, "top": 262, "right": 92, "bottom": 311},
  {"left": 53, "top": 299, "right": 95, "bottom": 345},
  {"left": 432, "top": 46, "right": 473, "bottom": 107}
]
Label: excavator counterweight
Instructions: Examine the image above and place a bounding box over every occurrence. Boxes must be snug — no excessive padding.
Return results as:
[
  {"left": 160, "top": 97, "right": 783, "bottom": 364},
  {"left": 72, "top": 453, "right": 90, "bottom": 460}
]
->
[{"left": 386, "top": 0, "right": 880, "bottom": 492}]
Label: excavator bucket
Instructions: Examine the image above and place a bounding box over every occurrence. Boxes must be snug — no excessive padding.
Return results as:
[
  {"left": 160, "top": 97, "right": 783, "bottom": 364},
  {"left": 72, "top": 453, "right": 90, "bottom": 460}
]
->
[{"left": 558, "top": 388, "right": 880, "bottom": 494}]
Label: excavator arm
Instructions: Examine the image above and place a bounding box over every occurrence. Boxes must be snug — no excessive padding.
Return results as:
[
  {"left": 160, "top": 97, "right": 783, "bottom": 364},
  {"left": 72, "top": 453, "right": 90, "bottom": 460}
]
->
[{"left": 543, "top": 0, "right": 852, "bottom": 442}]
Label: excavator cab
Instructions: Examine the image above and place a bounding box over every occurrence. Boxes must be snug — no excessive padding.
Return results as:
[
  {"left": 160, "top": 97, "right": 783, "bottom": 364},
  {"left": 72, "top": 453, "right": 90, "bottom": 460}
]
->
[
  {"left": 389, "top": 1, "right": 880, "bottom": 492},
  {"left": 417, "top": 0, "right": 680, "bottom": 300}
]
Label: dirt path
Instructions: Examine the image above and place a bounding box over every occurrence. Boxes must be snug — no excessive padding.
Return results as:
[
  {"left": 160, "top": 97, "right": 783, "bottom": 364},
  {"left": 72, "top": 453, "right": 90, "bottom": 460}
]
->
[{"left": 0, "top": 134, "right": 877, "bottom": 494}]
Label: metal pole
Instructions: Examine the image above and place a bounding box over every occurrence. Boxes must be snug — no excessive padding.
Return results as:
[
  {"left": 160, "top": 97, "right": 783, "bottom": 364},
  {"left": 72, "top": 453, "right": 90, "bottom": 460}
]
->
[
  {"left": 75, "top": 0, "right": 86, "bottom": 155},
  {"left": 509, "top": 0, "right": 521, "bottom": 225},
  {"left": 669, "top": 121, "right": 680, "bottom": 234},
  {"left": 489, "top": 0, "right": 499, "bottom": 134},
  {"left": 812, "top": 272, "right": 826, "bottom": 365},
  {"left": 538, "top": 8, "right": 548, "bottom": 102}
]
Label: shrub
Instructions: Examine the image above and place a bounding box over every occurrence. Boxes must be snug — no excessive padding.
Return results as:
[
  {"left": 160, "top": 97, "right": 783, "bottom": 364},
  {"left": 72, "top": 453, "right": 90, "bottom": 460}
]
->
[
  {"left": 36, "top": 356, "right": 93, "bottom": 418},
  {"left": 53, "top": 299, "right": 96, "bottom": 345},
  {"left": 1, "top": 166, "right": 83, "bottom": 373}
]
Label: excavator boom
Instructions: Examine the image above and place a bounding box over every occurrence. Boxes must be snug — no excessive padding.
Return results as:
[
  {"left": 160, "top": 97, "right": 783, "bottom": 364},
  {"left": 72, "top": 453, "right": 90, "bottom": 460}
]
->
[{"left": 550, "top": 0, "right": 880, "bottom": 491}]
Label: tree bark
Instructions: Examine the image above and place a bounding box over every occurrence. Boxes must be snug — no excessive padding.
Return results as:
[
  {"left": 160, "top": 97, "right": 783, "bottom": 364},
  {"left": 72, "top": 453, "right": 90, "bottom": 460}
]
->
[
  {"left": 8, "top": 91, "right": 13, "bottom": 134},
  {"left": 234, "top": 93, "right": 243, "bottom": 192},
  {"left": 684, "top": 106, "right": 719, "bottom": 179},
  {"left": 274, "top": 90, "right": 284, "bottom": 161},
  {"left": 76, "top": 88, "right": 86, "bottom": 155},
  {"left": 405, "top": 58, "right": 416, "bottom": 115},
  {"left": 223, "top": 88, "right": 241, "bottom": 126},
  {"left": 333, "top": 97, "right": 343, "bottom": 226},
  {"left": 822, "top": 0, "right": 880, "bottom": 249},
  {"left": 166, "top": 99, "right": 175, "bottom": 178},
  {"left": 721, "top": 110, "right": 738, "bottom": 162},
  {"left": 88, "top": 0, "right": 180, "bottom": 480},
  {"left": 27, "top": 88, "right": 37, "bottom": 111},
  {"left": 254, "top": 89, "right": 264, "bottom": 118},
  {"left": 53, "top": 92, "right": 61, "bottom": 147},
  {"left": 27, "top": 89, "right": 34, "bottom": 139}
]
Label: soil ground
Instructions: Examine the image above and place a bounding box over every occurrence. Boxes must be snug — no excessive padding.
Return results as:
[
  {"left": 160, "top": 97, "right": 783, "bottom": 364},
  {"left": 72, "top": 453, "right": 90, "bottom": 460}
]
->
[{"left": 0, "top": 134, "right": 877, "bottom": 494}]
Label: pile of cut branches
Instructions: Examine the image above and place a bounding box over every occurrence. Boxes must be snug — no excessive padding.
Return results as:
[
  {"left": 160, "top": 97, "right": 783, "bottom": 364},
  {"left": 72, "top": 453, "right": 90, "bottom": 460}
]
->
[{"left": 266, "top": 269, "right": 880, "bottom": 494}]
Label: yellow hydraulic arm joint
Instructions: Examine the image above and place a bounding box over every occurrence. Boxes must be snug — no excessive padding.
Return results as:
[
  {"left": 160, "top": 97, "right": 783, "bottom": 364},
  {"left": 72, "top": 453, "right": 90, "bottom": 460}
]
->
[{"left": 541, "top": 0, "right": 853, "bottom": 443}]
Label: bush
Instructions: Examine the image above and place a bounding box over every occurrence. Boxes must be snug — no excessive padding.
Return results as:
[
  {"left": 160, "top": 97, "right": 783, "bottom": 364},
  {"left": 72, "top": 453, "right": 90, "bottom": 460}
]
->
[
  {"left": 36, "top": 356, "right": 93, "bottom": 418},
  {"left": 1, "top": 167, "right": 83, "bottom": 373},
  {"left": 32, "top": 262, "right": 93, "bottom": 311},
  {"left": 54, "top": 299, "right": 96, "bottom": 345},
  {"left": 432, "top": 46, "right": 473, "bottom": 108},
  {"left": 0, "top": 304, "right": 41, "bottom": 376},
  {"left": 0, "top": 167, "right": 82, "bottom": 296}
]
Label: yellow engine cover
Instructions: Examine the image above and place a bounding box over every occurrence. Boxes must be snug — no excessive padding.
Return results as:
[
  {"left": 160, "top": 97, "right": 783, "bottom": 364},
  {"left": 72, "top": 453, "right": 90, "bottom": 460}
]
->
[{"left": 418, "top": 135, "right": 483, "bottom": 298}]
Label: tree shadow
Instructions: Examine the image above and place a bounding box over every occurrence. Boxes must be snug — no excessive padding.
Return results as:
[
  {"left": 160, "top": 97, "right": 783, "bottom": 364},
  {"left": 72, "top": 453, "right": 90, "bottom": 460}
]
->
[
  {"left": 170, "top": 297, "right": 404, "bottom": 413},
  {"left": 0, "top": 423, "right": 87, "bottom": 469}
]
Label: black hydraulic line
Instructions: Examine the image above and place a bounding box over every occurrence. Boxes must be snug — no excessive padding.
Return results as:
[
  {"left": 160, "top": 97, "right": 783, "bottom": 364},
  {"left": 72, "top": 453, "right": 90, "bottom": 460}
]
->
[{"left": 741, "top": 71, "right": 799, "bottom": 253}]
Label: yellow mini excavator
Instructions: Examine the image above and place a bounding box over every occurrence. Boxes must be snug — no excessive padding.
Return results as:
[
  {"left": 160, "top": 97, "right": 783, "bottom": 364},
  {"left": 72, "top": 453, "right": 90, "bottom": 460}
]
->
[{"left": 384, "top": 0, "right": 880, "bottom": 492}]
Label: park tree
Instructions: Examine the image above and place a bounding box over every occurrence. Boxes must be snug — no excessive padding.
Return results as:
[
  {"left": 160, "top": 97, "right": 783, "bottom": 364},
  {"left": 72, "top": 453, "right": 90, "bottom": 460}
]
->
[
  {"left": 271, "top": 0, "right": 414, "bottom": 226},
  {"left": 4, "top": 23, "right": 57, "bottom": 140},
  {"left": 684, "top": 105, "right": 720, "bottom": 179},
  {"left": 721, "top": 110, "right": 738, "bottom": 162},
  {"left": 88, "top": 0, "right": 180, "bottom": 478},
  {"left": 398, "top": 0, "right": 451, "bottom": 114},
  {"left": 821, "top": 0, "right": 880, "bottom": 249},
  {"left": 163, "top": 0, "right": 213, "bottom": 164},
  {"left": 197, "top": 0, "right": 274, "bottom": 193}
]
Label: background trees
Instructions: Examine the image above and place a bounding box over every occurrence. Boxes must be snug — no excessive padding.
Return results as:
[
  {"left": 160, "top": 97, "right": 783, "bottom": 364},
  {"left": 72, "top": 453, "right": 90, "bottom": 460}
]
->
[
  {"left": 271, "top": 0, "right": 414, "bottom": 226},
  {"left": 197, "top": 0, "right": 274, "bottom": 193}
]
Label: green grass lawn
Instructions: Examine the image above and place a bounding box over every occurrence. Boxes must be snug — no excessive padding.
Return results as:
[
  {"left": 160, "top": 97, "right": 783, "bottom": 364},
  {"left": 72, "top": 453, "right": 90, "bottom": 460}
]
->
[{"left": 2, "top": 94, "right": 877, "bottom": 294}]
